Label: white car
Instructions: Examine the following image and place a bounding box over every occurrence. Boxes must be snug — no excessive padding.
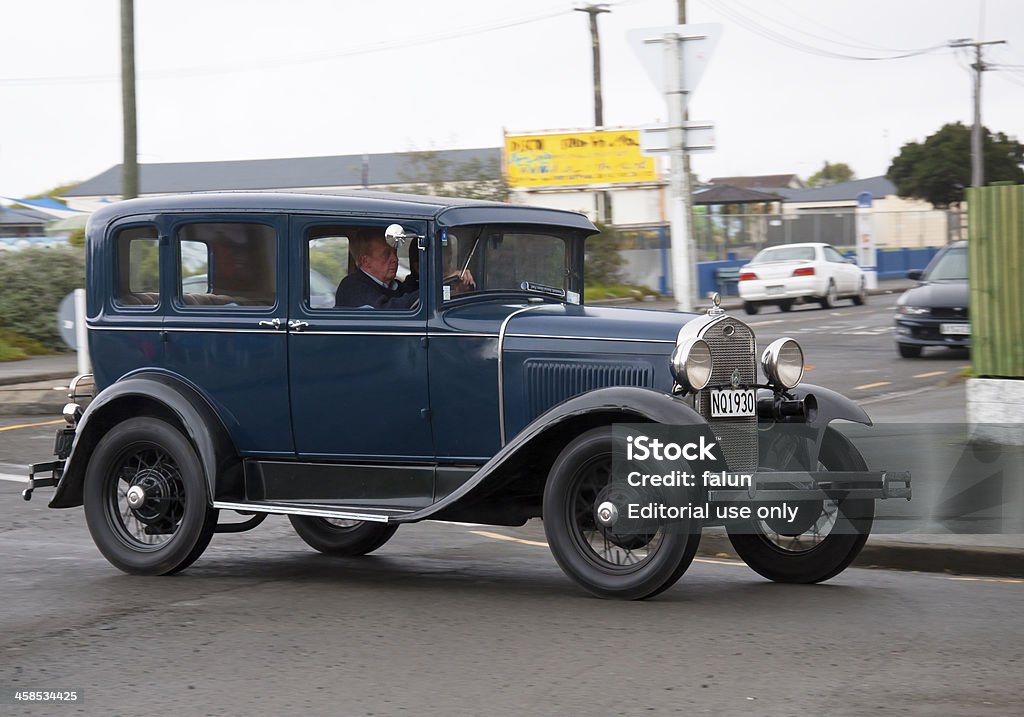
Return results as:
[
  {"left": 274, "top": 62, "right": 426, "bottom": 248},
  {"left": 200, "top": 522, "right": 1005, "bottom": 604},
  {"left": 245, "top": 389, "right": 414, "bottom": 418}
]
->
[{"left": 737, "top": 242, "right": 866, "bottom": 315}]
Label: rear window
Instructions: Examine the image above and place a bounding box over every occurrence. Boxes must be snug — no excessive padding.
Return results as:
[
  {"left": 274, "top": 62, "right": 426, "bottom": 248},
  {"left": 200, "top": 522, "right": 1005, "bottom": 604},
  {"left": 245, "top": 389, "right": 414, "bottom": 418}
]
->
[{"left": 750, "top": 246, "right": 816, "bottom": 263}]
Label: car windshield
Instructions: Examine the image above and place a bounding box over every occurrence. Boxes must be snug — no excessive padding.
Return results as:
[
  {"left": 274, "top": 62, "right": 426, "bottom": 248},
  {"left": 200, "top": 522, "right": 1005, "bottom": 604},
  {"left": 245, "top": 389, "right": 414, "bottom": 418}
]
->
[
  {"left": 441, "top": 224, "right": 578, "bottom": 302},
  {"left": 925, "top": 247, "right": 968, "bottom": 281},
  {"left": 750, "top": 246, "right": 816, "bottom": 263}
]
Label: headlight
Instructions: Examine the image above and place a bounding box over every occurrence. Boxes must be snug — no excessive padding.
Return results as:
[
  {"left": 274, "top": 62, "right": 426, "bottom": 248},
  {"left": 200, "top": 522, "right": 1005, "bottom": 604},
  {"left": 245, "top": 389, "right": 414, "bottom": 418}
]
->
[
  {"left": 670, "top": 337, "right": 713, "bottom": 391},
  {"left": 761, "top": 337, "right": 804, "bottom": 389},
  {"left": 898, "top": 306, "right": 930, "bottom": 315}
]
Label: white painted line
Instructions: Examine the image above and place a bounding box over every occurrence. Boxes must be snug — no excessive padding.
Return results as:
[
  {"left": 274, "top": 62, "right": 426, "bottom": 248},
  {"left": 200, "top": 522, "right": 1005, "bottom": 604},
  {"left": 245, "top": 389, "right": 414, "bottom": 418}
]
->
[{"left": 0, "top": 472, "right": 27, "bottom": 483}]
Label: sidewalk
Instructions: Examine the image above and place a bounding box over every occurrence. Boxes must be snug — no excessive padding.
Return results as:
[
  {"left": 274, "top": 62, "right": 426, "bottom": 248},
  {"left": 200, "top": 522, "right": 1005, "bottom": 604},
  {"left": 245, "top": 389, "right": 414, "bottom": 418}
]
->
[{"left": 0, "top": 354, "right": 78, "bottom": 416}]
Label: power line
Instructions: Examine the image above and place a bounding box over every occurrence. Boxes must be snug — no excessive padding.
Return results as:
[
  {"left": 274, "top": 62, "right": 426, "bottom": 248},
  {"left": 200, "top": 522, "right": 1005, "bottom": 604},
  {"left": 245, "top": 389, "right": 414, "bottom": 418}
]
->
[{"left": 0, "top": 7, "right": 573, "bottom": 87}]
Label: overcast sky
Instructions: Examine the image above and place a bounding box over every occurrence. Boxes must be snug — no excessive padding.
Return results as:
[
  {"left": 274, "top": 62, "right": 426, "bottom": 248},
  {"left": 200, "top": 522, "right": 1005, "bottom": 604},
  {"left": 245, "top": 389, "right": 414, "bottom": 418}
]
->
[{"left": 1, "top": 0, "right": 1022, "bottom": 200}]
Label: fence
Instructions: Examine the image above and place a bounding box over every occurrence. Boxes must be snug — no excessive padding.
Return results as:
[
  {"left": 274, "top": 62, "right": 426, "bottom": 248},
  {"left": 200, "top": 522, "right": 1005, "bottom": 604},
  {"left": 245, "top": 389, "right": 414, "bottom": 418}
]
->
[{"left": 968, "top": 185, "right": 1024, "bottom": 378}]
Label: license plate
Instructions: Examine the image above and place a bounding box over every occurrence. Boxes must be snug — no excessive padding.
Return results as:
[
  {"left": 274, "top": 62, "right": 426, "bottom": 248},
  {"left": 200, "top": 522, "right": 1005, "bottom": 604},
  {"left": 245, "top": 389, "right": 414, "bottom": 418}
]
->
[
  {"left": 940, "top": 323, "right": 970, "bottom": 335},
  {"left": 766, "top": 286, "right": 784, "bottom": 296},
  {"left": 710, "top": 388, "right": 756, "bottom": 418},
  {"left": 53, "top": 427, "right": 75, "bottom": 459}
]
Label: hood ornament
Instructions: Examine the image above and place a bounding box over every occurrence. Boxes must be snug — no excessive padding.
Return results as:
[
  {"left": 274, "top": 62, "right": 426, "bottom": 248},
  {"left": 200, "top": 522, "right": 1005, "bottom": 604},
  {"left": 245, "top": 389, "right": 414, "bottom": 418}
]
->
[{"left": 708, "top": 292, "right": 725, "bottom": 317}]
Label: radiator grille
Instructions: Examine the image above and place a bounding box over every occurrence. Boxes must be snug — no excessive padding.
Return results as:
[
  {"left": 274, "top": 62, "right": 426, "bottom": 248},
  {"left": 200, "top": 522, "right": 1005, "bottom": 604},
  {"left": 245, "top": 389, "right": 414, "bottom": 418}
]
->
[
  {"left": 525, "top": 359, "right": 653, "bottom": 420},
  {"left": 694, "top": 317, "right": 758, "bottom": 470}
]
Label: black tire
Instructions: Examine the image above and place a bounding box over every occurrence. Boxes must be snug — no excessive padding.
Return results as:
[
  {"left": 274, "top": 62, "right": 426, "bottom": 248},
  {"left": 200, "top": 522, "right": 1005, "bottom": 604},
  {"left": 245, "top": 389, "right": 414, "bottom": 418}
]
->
[
  {"left": 83, "top": 417, "right": 217, "bottom": 575},
  {"left": 542, "top": 426, "right": 701, "bottom": 600},
  {"left": 852, "top": 279, "right": 867, "bottom": 306},
  {"left": 898, "top": 343, "right": 923, "bottom": 359},
  {"left": 778, "top": 300, "right": 794, "bottom": 312},
  {"left": 743, "top": 301, "right": 760, "bottom": 315},
  {"left": 818, "top": 280, "right": 837, "bottom": 309},
  {"left": 289, "top": 516, "right": 398, "bottom": 556},
  {"left": 726, "top": 429, "right": 874, "bottom": 584}
]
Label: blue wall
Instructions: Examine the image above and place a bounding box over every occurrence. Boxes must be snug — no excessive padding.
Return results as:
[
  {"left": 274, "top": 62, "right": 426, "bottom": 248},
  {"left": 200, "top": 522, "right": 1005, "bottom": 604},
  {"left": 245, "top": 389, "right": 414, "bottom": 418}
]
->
[{"left": 690, "top": 247, "right": 942, "bottom": 297}]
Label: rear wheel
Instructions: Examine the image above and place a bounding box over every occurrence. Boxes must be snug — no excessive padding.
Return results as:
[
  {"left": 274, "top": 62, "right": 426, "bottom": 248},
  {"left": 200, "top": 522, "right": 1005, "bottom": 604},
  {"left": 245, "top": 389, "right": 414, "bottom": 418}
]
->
[
  {"left": 543, "top": 427, "right": 701, "bottom": 600},
  {"left": 726, "top": 429, "right": 874, "bottom": 584},
  {"left": 852, "top": 278, "right": 867, "bottom": 305},
  {"left": 743, "top": 301, "right": 760, "bottom": 315},
  {"left": 289, "top": 516, "right": 398, "bottom": 556},
  {"left": 778, "top": 300, "right": 794, "bottom": 312},
  {"left": 83, "top": 417, "right": 217, "bottom": 575},
  {"left": 819, "top": 281, "right": 837, "bottom": 309},
  {"left": 898, "top": 343, "right": 923, "bottom": 358}
]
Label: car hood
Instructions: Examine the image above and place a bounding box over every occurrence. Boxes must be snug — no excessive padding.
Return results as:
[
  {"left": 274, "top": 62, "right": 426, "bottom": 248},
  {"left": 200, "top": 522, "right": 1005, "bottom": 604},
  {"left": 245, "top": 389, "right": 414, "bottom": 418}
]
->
[
  {"left": 442, "top": 302, "right": 701, "bottom": 344},
  {"left": 898, "top": 281, "right": 969, "bottom": 309}
]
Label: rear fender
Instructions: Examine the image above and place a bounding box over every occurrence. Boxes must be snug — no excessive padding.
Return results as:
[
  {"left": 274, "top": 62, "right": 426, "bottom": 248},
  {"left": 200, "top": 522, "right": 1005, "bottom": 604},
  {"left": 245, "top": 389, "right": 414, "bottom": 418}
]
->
[{"left": 49, "top": 372, "right": 240, "bottom": 509}]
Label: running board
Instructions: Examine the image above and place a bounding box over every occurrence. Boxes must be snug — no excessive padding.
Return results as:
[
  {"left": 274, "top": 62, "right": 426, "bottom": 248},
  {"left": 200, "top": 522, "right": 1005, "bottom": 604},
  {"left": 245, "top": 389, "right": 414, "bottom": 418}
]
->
[{"left": 212, "top": 500, "right": 414, "bottom": 523}]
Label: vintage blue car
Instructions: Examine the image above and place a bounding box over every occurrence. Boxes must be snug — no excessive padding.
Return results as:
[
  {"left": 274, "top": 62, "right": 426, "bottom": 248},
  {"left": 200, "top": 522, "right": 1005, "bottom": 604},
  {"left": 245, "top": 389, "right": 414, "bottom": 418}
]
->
[{"left": 26, "top": 191, "right": 910, "bottom": 599}]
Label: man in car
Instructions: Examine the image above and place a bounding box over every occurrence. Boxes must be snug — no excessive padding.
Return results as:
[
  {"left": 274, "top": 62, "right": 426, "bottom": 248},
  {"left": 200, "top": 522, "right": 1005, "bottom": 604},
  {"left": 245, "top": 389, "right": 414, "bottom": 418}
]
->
[{"left": 335, "top": 229, "right": 420, "bottom": 309}]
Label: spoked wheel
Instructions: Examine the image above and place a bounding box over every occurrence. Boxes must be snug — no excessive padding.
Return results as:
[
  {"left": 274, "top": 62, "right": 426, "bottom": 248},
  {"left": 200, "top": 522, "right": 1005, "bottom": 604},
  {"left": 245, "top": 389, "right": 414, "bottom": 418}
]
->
[
  {"left": 289, "top": 516, "right": 398, "bottom": 556},
  {"left": 543, "top": 427, "right": 701, "bottom": 600},
  {"left": 726, "top": 429, "right": 874, "bottom": 583},
  {"left": 84, "top": 417, "right": 217, "bottom": 575}
]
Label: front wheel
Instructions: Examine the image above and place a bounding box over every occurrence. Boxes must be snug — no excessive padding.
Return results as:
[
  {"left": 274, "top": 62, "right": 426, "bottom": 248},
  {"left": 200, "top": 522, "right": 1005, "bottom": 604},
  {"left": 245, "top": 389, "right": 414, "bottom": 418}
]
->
[
  {"left": 83, "top": 417, "right": 217, "bottom": 575},
  {"left": 289, "top": 516, "right": 398, "bottom": 556},
  {"left": 726, "top": 429, "right": 874, "bottom": 583},
  {"left": 543, "top": 427, "right": 701, "bottom": 599},
  {"left": 898, "top": 343, "right": 923, "bottom": 359}
]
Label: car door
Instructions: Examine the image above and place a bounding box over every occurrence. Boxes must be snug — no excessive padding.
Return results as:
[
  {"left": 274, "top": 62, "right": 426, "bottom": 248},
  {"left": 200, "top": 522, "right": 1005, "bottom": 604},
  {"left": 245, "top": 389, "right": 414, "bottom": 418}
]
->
[
  {"left": 823, "top": 245, "right": 856, "bottom": 292},
  {"left": 286, "top": 216, "right": 434, "bottom": 475},
  {"left": 160, "top": 214, "right": 293, "bottom": 456}
]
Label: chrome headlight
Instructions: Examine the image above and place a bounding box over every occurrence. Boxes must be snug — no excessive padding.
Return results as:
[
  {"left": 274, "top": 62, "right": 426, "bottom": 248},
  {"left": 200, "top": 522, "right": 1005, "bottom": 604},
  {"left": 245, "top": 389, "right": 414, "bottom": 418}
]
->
[
  {"left": 761, "top": 337, "right": 804, "bottom": 389},
  {"left": 671, "top": 337, "right": 713, "bottom": 391},
  {"left": 898, "top": 306, "right": 930, "bottom": 315}
]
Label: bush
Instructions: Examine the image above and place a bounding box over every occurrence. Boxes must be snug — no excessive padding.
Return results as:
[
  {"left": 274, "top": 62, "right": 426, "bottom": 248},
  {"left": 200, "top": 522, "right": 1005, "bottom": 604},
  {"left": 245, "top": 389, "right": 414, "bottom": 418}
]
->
[
  {"left": 585, "top": 223, "right": 626, "bottom": 286},
  {"left": 0, "top": 246, "right": 85, "bottom": 351}
]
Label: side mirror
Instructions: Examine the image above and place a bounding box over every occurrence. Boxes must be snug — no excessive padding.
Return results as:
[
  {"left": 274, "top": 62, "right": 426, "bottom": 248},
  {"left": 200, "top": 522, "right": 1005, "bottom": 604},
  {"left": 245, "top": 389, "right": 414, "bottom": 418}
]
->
[
  {"left": 384, "top": 224, "right": 426, "bottom": 250},
  {"left": 906, "top": 269, "right": 923, "bottom": 281}
]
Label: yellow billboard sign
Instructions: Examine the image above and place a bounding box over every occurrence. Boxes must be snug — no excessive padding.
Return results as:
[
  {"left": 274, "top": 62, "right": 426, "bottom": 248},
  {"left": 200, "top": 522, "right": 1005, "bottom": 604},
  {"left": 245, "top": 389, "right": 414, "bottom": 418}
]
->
[{"left": 504, "top": 129, "right": 657, "bottom": 188}]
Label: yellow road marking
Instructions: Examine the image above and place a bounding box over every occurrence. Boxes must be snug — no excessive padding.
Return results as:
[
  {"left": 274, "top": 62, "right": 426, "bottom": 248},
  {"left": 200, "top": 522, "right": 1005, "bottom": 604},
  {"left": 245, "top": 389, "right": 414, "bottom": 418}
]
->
[
  {"left": 912, "top": 370, "right": 947, "bottom": 379},
  {"left": 471, "top": 530, "right": 549, "bottom": 548},
  {"left": 0, "top": 419, "right": 63, "bottom": 432},
  {"left": 947, "top": 576, "right": 1024, "bottom": 585},
  {"left": 694, "top": 557, "right": 745, "bottom": 567},
  {"left": 855, "top": 381, "right": 892, "bottom": 390}
]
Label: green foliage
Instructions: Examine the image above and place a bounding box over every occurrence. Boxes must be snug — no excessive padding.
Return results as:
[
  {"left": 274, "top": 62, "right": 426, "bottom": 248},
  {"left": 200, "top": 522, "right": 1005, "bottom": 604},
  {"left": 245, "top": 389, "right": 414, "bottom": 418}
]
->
[
  {"left": 584, "top": 222, "right": 626, "bottom": 286},
  {"left": 22, "top": 182, "right": 81, "bottom": 201},
  {"left": 0, "top": 329, "right": 50, "bottom": 361},
  {"left": 585, "top": 283, "right": 658, "bottom": 301},
  {"left": 0, "top": 247, "right": 85, "bottom": 351},
  {"left": 68, "top": 227, "right": 86, "bottom": 248},
  {"left": 393, "top": 151, "right": 508, "bottom": 202},
  {"left": 806, "top": 161, "right": 855, "bottom": 187},
  {"left": 888, "top": 122, "right": 1024, "bottom": 208}
]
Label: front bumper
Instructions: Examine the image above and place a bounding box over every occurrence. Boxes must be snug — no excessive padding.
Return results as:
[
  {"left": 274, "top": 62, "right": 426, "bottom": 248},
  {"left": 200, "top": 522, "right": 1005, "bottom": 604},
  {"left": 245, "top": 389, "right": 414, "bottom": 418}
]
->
[
  {"left": 894, "top": 316, "right": 970, "bottom": 347},
  {"left": 706, "top": 470, "right": 912, "bottom": 503}
]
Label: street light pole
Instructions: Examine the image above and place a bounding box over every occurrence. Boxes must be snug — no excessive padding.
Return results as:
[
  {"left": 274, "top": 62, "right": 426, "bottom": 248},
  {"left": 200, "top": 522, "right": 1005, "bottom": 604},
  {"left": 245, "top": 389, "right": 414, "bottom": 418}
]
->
[
  {"left": 949, "top": 38, "right": 1005, "bottom": 188},
  {"left": 120, "top": 0, "right": 138, "bottom": 200},
  {"left": 576, "top": 4, "right": 611, "bottom": 223}
]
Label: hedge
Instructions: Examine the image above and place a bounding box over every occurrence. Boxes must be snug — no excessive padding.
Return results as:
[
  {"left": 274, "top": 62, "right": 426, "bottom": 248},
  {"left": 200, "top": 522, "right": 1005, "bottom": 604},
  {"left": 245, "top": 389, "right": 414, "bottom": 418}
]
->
[{"left": 0, "top": 246, "right": 85, "bottom": 351}]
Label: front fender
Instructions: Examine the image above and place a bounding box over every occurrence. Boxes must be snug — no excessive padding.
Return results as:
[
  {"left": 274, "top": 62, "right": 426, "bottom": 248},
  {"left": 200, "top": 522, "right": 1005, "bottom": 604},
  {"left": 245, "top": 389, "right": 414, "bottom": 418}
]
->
[
  {"left": 399, "top": 386, "right": 713, "bottom": 523},
  {"left": 49, "top": 372, "right": 240, "bottom": 509}
]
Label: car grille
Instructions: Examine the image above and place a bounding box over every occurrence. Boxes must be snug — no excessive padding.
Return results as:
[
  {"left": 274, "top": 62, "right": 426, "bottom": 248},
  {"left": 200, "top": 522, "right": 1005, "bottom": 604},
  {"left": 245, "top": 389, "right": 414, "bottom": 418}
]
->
[
  {"left": 930, "top": 307, "right": 969, "bottom": 319},
  {"left": 694, "top": 317, "right": 758, "bottom": 471}
]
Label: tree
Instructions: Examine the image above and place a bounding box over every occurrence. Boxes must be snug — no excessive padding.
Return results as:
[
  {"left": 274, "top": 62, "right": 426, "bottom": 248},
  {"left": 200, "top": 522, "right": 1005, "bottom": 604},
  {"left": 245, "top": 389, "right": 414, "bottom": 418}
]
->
[
  {"left": 887, "top": 122, "right": 1024, "bottom": 208},
  {"left": 392, "top": 151, "right": 508, "bottom": 202},
  {"left": 806, "top": 161, "right": 855, "bottom": 187},
  {"left": 585, "top": 222, "right": 625, "bottom": 286}
]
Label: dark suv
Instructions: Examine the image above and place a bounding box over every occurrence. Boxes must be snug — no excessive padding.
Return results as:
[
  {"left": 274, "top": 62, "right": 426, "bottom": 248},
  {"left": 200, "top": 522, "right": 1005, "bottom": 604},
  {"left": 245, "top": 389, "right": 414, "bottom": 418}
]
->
[{"left": 25, "top": 191, "right": 910, "bottom": 599}]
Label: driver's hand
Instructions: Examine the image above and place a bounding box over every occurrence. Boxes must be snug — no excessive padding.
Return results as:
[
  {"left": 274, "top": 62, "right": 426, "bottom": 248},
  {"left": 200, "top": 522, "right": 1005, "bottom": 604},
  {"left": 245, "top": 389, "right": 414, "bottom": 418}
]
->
[{"left": 456, "top": 268, "right": 476, "bottom": 290}]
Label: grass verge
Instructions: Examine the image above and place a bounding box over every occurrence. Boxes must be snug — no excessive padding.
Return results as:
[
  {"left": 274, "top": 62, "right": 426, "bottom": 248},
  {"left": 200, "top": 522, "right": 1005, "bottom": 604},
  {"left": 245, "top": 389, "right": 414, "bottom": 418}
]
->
[
  {"left": 585, "top": 283, "right": 660, "bottom": 301},
  {"left": 0, "top": 330, "right": 51, "bottom": 362}
]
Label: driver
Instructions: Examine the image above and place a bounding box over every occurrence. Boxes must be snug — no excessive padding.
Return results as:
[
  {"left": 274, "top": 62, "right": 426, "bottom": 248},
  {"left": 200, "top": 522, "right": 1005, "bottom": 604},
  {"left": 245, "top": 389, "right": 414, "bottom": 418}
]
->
[{"left": 335, "top": 229, "right": 418, "bottom": 309}]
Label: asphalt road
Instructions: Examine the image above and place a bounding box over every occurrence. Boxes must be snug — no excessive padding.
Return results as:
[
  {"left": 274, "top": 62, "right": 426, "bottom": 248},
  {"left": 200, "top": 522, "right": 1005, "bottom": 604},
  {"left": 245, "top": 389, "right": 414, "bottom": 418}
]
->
[{"left": 0, "top": 297, "right": 1005, "bottom": 716}]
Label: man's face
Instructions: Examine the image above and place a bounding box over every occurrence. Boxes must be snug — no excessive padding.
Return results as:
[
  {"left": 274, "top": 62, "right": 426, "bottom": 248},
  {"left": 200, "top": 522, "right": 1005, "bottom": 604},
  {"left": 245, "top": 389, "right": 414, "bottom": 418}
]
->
[{"left": 360, "top": 236, "right": 398, "bottom": 284}]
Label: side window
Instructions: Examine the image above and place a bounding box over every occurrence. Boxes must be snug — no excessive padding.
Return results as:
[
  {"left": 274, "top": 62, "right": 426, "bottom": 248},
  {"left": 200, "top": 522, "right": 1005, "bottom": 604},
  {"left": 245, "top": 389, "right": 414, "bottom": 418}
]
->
[
  {"left": 115, "top": 226, "right": 160, "bottom": 306},
  {"left": 306, "top": 224, "right": 415, "bottom": 310},
  {"left": 307, "top": 229, "right": 350, "bottom": 309},
  {"left": 824, "top": 246, "right": 846, "bottom": 263},
  {"left": 176, "top": 223, "right": 276, "bottom": 307}
]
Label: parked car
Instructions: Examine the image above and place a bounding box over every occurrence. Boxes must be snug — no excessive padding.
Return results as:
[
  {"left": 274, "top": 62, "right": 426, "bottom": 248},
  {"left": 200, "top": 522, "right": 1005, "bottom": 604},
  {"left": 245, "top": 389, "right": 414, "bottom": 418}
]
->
[
  {"left": 24, "top": 192, "right": 910, "bottom": 599},
  {"left": 738, "top": 242, "right": 866, "bottom": 315},
  {"left": 894, "top": 241, "right": 969, "bottom": 358}
]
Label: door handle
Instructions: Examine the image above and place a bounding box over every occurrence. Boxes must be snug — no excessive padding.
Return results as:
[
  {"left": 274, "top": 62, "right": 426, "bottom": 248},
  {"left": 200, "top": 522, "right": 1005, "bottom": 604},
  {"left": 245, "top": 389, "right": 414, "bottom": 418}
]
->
[
  {"left": 258, "top": 318, "right": 282, "bottom": 329},
  {"left": 288, "top": 320, "right": 309, "bottom": 331}
]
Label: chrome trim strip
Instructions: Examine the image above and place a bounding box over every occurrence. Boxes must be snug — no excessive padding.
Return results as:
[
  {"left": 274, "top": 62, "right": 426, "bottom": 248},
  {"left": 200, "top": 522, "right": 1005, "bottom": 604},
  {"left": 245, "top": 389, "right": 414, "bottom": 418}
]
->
[
  {"left": 212, "top": 501, "right": 408, "bottom": 523},
  {"left": 505, "top": 333, "right": 675, "bottom": 344},
  {"left": 295, "top": 331, "right": 427, "bottom": 337},
  {"left": 86, "top": 325, "right": 159, "bottom": 331},
  {"left": 86, "top": 325, "right": 282, "bottom": 334},
  {"left": 497, "top": 305, "right": 544, "bottom": 447}
]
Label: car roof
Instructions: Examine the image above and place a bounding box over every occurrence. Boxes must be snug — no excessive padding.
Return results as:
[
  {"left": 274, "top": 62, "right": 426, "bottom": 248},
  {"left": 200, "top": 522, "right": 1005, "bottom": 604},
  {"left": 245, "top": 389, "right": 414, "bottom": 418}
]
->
[
  {"left": 759, "top": 242, "right": 827, "bottom": 249},
  {"left": 87, "top": 190, "right": 597, "bottom": 232}
]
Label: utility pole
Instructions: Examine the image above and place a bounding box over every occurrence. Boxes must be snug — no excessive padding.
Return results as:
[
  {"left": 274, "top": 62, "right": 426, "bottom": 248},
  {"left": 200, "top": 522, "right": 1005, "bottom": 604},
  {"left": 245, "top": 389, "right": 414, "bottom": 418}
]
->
[
  {"left": 676, "top": 0, "right": 697, "bottom": 311},
  {"left": 120, "top": 0, "right": 138, "bottom": 199},
  {"left": 576, "top": 4, "right": 611, "bottom": 223},
  {"left": 949, "top": 38, "right": 1005, "bottom": 187}
]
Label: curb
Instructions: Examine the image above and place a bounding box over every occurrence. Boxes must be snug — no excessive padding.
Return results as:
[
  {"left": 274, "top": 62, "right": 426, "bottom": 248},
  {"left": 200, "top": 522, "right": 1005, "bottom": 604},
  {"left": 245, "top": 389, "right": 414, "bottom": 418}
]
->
[
  {"left": 0, "top": 380, "right": 71, "bottom": 417},
  {"left": 695, "top": 529, "right": 1024, "bottom": 580}
]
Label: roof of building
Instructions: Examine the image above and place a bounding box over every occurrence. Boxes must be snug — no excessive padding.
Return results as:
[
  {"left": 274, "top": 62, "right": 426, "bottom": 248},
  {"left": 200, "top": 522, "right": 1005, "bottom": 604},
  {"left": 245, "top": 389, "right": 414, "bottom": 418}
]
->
[
  {"left": 64, "top": 148, "right": 503, "bottom": 197},
  {"left": 709, "top": 174, "right": 804, "bottom": 190},
  {"left": 0, "top": 205, "right": 52, "bottom": 226},
  {"left": 782, "top": 175, "right": 897, "bottom": 203},
  {"left": 693, "top": 184, "right": 781, "bottom": 205}
]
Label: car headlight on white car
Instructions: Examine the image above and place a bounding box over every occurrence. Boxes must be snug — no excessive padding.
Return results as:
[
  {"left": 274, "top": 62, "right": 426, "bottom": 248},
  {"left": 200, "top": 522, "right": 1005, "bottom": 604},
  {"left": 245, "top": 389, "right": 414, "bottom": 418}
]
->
[
  {"left": 761, "top": 337, "right": 804, "bottom": 389},
  {"left": 670, "top": 337, "right": 713, "bottom": 392}
]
